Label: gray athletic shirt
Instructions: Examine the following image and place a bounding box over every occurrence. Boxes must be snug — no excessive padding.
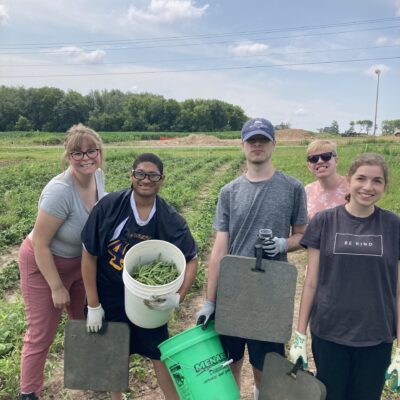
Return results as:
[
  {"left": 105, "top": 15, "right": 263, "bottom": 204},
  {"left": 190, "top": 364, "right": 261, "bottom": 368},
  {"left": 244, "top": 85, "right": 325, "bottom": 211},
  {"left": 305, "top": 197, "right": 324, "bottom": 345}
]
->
[
  {"left": 38, "top": 168, "right": 105, "bottom": 258},
  {"left": 214, "top": 172, "right": 308, "bottom": 260}
]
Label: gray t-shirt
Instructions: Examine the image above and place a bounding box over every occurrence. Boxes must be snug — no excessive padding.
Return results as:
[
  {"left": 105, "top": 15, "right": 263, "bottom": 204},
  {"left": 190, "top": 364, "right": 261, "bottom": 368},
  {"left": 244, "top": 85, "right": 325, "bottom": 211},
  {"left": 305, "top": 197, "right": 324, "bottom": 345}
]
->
[
  {"left": 214, "top": 171, "right": 308, "bottom": 260},
  {"left": 38, "top": 168, "right": 105, "bottom": 258},
  {"left": 301, "top": 205, "right": 400, "bottom": 346}
]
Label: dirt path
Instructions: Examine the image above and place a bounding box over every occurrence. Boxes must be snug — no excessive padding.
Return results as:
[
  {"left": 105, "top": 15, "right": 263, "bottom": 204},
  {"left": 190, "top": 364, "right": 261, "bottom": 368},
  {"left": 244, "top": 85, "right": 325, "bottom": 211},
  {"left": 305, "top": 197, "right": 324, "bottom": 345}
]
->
[{"left": 0, "top": 245, "right": 19, "bottom": 269}]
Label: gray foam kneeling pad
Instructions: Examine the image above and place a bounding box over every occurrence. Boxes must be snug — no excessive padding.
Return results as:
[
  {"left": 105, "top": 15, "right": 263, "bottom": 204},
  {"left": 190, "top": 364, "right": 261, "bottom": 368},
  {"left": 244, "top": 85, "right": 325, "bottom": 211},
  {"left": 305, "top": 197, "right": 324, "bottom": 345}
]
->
[
  {"left": 259, "top": 352, "right": 326, "bottom": 400},
  {"left": 215, "top": 255, "right": 297, "bottom": 342},
  {"left": 64, "top": 320, "right": 130, "bottom": 391}
]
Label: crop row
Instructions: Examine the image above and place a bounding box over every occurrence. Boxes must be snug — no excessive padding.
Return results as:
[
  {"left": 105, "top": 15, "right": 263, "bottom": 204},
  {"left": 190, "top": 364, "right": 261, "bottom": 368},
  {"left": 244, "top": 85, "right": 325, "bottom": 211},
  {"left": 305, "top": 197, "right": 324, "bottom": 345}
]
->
[{"left": 0, "top": 148, "right": 243, "bottom": 398}]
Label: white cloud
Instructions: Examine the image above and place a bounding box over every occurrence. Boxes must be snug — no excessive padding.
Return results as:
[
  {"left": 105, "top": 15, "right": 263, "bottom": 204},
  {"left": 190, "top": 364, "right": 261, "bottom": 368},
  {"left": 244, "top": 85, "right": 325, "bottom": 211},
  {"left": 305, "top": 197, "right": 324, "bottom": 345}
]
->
[
  {"left": 0, "top": 4, "right": 9, "bottom": 24},
  {"left": 127, "top": 0, "right": 208, "bottom": 23},
  {"left": 294, "top": 107, "right": 308, "bottom": 116},
  {"left": 230, "top": 42, "right": 269, "bottom": 56},
  {"left": 364, "top": 64, "right": 390, "bottom": 78},
  {"left": 375, "top": 35, "right": 400, "bottom": 46},
  {"left": 396, "top": 0, "right": 400, "bottom": 15},
  {"left": 51, "top": 47, "right": 106, "bottom": 64},
  {"left": 375, "top": 36, "right": 389, "bottom": 45}
]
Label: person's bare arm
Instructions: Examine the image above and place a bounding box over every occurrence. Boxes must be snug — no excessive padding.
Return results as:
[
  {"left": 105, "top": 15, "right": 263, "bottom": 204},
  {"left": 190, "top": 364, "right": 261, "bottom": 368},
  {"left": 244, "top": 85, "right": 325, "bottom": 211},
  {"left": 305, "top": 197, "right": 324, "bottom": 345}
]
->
[
  {"left": 81, "top": 248, "right": 99, "bottom": 307},
  {"left": 286, "top": 224, "right": 307, "bottom": 252},
  {"left": 297, "top": 247, "right": 320, "bottom": 334},
  {"left": 31, "top": 209, "right": 69, "bottom": 308},
  {"left": 177, "top": 257, "right": 198, "bottom": 302},
  {"left": 206, "top": 231, "right": 229, "bottom": 301}
]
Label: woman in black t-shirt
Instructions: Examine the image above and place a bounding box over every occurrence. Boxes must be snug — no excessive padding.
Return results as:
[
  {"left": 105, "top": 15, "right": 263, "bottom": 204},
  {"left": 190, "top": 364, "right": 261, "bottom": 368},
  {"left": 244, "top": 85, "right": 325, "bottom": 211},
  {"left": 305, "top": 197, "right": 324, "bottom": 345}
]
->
[{"left": 289, "top": 153, "right": 400, "bottom": 400}]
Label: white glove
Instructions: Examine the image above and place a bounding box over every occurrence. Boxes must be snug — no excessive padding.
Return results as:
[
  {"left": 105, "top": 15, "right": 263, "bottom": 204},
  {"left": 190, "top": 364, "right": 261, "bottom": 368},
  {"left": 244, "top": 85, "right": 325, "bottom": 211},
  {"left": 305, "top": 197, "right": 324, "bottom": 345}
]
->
[
  {"left": 144, "top": 293, "right": 180, "bottom": 311},
  {"left": 196, "top": 299, "right": 216, "bottom": 328},
  {"left": 386, "top": 347, "right": 400, "bottom": 390},
  {"left": 262, "top": 237, "right": 288, "bottom": 258},
  {"left": 86, "top": 304, "right": 105, "bottom": 333},
  {"left": 289, "top": 331, "right": 308, "bottom": 368}
]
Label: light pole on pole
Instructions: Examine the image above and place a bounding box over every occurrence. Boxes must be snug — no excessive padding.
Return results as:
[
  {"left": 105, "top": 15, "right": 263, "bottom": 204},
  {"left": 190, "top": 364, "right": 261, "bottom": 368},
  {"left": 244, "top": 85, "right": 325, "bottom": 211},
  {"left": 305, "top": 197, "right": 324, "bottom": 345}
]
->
[{"left": 373, "top": 68, "right": 381, "bottom": 136}]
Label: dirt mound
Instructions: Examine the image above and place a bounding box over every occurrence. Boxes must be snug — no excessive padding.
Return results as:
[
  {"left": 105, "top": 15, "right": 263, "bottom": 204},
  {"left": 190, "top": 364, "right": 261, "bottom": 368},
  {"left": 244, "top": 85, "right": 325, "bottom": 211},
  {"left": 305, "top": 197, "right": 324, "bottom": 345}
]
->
[
  {"left": 134, "top": 129, "right": 315, "bottom": 147},
  {"left": 276, "top": 129, "right": 314, "bottom": 140},
  {"left": 136, "top": 134, "right": 240, "bottom": 147},
  {"left": 162, "top": 134, "right": 236, "bottom": 145}
]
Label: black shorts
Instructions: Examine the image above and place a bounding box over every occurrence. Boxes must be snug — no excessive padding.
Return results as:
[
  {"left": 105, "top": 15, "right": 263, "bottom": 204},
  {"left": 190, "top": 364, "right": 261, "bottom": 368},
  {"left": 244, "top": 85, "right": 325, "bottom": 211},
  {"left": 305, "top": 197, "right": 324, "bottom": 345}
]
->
[
  {"left": 220, "top": 334, "right": 284, "bottom": 371},
  {"left": 105, "top": 306, "right": 169, "bottom": 360}
]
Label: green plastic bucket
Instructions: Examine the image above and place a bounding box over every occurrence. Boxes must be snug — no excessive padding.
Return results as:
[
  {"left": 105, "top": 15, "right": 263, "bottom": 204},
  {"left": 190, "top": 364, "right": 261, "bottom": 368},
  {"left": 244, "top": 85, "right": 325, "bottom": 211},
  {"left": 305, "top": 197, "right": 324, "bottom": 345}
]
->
[{"left": 159, "top": 321, "right": 239, "bottom": 400}]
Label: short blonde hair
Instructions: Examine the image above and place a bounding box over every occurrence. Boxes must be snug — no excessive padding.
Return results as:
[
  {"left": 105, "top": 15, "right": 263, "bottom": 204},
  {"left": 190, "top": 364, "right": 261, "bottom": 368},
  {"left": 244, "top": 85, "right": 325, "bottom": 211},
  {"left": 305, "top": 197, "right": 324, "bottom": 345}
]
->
[
  {"left": 62, "top": 124, "right": 104, "bottom": 169},
  {"left": 307, "top": 140, "right": 337, "bottom": 156}
]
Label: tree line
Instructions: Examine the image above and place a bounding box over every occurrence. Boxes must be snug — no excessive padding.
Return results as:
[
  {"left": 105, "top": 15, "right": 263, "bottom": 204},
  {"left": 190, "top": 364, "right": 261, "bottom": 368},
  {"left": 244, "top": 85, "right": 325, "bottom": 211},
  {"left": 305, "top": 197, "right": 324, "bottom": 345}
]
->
[
  {"left": 319, "top": 119, "right": 400, "bottom": 136},
  {"left": 0, "top": 86, "right": 248, "bottom": 133}
]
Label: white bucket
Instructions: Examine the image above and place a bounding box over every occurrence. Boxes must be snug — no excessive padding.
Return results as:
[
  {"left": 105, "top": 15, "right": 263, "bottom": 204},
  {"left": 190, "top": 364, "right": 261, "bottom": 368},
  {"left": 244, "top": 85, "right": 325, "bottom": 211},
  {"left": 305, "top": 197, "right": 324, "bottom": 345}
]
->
[{"left": 122, "top": 240, "right": 186, "bottom": 329}]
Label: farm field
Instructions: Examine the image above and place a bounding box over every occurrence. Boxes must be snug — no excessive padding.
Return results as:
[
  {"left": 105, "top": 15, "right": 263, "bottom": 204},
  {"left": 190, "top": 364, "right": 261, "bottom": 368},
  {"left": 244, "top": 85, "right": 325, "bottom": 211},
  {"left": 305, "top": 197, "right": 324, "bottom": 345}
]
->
[{"left": 1, "top": 133, "right": 400, "bottom": 399}]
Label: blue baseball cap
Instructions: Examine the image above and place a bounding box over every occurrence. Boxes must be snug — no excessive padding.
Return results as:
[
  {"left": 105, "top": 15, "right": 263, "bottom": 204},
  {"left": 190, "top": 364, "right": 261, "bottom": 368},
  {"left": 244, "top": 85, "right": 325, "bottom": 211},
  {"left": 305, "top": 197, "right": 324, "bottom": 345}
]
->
[{"left": 241, "top": 118, "right": 275, "bottom": 142}]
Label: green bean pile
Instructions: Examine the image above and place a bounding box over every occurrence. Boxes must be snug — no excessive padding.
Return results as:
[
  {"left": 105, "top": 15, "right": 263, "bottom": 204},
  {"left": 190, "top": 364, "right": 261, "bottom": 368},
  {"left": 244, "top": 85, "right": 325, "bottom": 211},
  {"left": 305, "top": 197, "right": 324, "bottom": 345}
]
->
[{"left": 130, "top": 255, "right": 180, "bottom": 285}]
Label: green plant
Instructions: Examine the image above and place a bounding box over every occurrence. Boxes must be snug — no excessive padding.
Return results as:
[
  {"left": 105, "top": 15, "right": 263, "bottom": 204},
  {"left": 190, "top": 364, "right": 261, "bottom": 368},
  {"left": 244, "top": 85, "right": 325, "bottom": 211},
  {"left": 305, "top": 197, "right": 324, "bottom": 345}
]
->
[{"left": 0, "top": 261, "right": 20, "bottom": 298}]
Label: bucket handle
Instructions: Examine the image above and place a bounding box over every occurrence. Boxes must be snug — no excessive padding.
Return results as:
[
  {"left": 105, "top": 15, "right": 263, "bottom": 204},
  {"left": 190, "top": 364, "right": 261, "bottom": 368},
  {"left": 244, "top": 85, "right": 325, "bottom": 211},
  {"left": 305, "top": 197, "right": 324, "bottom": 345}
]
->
[{"left": 165, "top": 357, "right": 233, "bottom": 372}]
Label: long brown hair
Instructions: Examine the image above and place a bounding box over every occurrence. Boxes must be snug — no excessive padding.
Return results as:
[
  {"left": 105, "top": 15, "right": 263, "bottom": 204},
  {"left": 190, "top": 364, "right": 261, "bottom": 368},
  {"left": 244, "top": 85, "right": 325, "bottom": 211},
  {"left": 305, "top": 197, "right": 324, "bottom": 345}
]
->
[{"left": 344, "top": 152, "right": 388, "bottom": 202}]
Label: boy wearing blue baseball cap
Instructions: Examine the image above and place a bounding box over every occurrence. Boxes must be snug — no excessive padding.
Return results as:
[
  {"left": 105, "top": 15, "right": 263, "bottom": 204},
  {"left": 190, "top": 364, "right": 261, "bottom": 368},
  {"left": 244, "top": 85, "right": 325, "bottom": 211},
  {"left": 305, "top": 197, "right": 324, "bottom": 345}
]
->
[{"left": 197, "top": 118, "right": 308, "bottom": 399}]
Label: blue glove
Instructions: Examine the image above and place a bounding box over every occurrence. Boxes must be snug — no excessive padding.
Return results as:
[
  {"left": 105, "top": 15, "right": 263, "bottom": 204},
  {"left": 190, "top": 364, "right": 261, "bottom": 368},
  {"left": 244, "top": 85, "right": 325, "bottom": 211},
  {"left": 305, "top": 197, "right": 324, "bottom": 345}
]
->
[
  {"left": 144, "top": 293, "right": 180, "bottom": 311},
  {"left": 262, "top": 237, "right": 288, "bottom": 258},
  {"left": 196, "top": 300, "right": 215, "bottom": 329},
  {"left": 386, "top": 347, "right": 400, "bottom": 391}
]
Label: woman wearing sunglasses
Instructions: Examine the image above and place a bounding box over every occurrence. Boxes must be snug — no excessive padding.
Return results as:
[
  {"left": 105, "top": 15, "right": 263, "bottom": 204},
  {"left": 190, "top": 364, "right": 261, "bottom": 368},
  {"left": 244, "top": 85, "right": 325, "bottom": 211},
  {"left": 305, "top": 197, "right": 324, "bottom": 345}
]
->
[
  {"left": 290, "top": 153, "right": 400, "bottom": 400},
  {"left": 18, "top": 124, "right": 105, "bottom": 400},
  {"left": 81, "top": 152, "right": 197, "bottom": 400},
  {"left": 305, "top": 140, "right": 349, "bottom": 220}
]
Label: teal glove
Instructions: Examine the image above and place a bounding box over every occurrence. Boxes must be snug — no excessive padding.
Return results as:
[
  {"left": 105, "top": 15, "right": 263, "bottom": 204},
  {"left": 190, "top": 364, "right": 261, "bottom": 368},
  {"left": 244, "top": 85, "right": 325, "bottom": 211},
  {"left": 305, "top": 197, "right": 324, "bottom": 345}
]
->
[
  {"left": 289, "top": 331, "right": 308, "bottom": 368},
  {"left": 386, "top": 347, "right": 400, "bottom": 391}
]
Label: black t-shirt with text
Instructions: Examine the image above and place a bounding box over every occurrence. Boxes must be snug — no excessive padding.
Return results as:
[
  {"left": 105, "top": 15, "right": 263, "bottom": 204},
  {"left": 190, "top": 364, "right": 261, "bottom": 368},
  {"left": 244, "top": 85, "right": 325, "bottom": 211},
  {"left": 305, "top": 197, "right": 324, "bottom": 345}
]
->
[{"left": 301, "top": 205, "right": 400, "bottom": 347}]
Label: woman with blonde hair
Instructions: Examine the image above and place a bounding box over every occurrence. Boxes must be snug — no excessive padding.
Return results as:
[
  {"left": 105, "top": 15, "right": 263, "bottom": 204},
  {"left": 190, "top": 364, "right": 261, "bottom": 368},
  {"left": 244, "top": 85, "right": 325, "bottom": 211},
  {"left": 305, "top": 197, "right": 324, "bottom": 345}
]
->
[
  {"left": 18, "top": 124, "right": 105, "bottom": 400},
  {"left": 305, "top": 140, "right": 348, "bottom": 220},
  {"left": 290, "top": 153, "right": 400, "bottom": 400}
]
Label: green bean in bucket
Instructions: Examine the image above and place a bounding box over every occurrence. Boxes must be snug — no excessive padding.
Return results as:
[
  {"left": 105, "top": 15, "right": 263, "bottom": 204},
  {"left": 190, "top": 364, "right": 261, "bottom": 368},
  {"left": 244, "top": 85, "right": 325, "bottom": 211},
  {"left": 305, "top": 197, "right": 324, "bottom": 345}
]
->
[{"left": 130, "top": 254, "right": 180, "bottom": 285}]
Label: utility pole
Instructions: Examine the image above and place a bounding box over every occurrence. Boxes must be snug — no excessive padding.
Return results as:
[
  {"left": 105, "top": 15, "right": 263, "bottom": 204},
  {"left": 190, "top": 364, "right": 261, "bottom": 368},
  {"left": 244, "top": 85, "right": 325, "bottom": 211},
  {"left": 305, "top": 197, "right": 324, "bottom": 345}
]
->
[{"left": 373, "top": 69, "right": 381, "bottom": 136}]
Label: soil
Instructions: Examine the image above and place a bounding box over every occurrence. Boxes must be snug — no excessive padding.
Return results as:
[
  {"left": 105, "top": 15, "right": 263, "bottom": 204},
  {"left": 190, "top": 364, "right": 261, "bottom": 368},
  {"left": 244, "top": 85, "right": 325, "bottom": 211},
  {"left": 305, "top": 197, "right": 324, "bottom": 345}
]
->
[
  {"left": 0, "top": 245, "right": 19, "bottom": 270},
  {"left": 131, "top": 129, "right": 314, "bottom": 147}
]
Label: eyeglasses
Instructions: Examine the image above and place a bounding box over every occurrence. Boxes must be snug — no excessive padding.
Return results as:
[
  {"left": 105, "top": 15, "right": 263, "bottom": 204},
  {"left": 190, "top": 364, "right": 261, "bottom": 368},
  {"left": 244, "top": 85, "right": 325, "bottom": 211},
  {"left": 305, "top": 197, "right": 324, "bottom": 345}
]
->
[
  {"left": 70, "top": 149, "right": 99, "bottom": 161},
  {"left": 307, "top": 151, "right": 336, "bottom": 164},
  {"left": 132, "top": 170, "right": 163, "bottom": 182}
]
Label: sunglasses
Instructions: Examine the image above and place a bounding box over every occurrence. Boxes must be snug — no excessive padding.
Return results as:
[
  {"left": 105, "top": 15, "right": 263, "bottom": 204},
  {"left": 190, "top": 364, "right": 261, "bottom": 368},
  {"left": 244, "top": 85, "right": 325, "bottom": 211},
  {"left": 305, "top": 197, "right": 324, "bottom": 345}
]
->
[
  {"left": 132, "top": 170, "right": 163, "bottom": 182},
  {"left": 307, "top": 151, "right": 336, "bottom": 164}
]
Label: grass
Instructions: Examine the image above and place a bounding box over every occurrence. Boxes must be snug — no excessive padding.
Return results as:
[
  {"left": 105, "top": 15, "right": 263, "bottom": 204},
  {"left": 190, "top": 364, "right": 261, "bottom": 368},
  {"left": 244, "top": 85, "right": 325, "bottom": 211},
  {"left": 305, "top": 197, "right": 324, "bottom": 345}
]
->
[{"left": 1, "top": 134, "right": 400, "bottom": 398}]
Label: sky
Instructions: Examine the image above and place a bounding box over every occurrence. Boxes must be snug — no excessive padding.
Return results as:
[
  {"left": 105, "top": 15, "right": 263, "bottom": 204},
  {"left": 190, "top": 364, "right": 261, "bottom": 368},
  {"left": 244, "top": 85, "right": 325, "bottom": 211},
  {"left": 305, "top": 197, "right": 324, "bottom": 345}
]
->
[{"left": 0, "top": 0, "right": 399, "bottom": 133}]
